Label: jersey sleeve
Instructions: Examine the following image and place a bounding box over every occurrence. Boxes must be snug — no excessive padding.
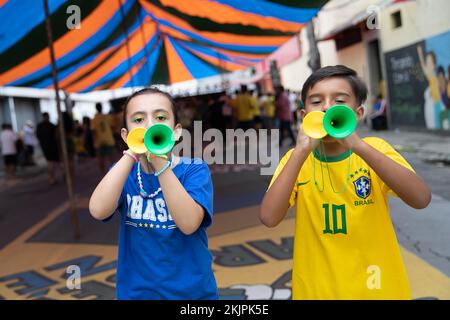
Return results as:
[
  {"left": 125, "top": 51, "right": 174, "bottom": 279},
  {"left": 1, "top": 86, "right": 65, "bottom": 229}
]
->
[
  {"left": 365, "top": 137, "right": 415, "bottom": 197},
  {"left": 183, "top": 160, "right": 214, "bottom": 229},
  {"left": 267, "top": 148, "right": 298, "bottom": 207}
]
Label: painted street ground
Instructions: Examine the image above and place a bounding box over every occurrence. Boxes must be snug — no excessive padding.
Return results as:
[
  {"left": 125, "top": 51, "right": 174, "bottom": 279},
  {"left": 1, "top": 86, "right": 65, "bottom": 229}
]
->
[{"left": 0, "top": 128, "right": 449, "bottom": 300}]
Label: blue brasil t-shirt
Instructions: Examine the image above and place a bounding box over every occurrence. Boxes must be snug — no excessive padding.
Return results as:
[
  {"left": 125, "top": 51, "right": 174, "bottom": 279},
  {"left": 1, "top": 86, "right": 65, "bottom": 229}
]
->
[{"left": 109, "top": 157, "right": 218, "bottom": 300}]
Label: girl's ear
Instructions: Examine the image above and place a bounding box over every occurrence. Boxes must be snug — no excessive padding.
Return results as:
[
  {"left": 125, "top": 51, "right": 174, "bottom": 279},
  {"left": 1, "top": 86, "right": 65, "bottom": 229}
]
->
[
  {"left": 120, "top": 128, "right": 129, "bottom": 145},
  {"left": 173, "top": 123, "right": 183, "bottom": 142}
]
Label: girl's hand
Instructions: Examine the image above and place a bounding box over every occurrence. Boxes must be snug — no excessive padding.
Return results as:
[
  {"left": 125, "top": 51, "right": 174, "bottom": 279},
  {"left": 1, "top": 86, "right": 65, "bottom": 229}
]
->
[
  {"left": 123, "top": 149, "right": 143, "bottom": 163},
  {"left": 146, "top": 152, "right": 169, "bottom": 172}
]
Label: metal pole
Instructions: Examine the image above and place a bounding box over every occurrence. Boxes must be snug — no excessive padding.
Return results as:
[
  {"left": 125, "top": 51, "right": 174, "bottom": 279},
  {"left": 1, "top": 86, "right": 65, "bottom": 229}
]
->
[
  {"left": 135, "top": 2, "right": 153, "bottom": 84},
  {"left": 306, "top": 19, "right": 321, "bottom": 71},
  {"left": 118, "top": 0, "right": 135, "bottom": 89},
  {"left": 43, "top": 0, "right": 80, "bottom": 240},
  {"left": 7, "top": 97, "right": 18, "bottom": 132}
]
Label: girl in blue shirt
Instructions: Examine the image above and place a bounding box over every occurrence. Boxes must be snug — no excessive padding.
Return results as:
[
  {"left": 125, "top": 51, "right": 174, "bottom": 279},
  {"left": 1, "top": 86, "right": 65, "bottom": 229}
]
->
[{"left": 89, "top": 88, "right": 218, "bottom": 300}]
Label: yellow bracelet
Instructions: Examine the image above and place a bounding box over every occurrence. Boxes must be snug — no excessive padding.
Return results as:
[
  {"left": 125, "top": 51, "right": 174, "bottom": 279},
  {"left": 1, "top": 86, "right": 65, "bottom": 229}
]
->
[{"left": 146, "top": 153, "right": 168, "bottom": 162}]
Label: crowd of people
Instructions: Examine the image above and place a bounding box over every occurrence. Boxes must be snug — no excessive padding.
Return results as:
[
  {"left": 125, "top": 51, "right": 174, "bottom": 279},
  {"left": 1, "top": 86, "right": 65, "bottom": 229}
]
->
[
  {"left": 0, "top": 103, "right": 123, "bottom": 184},
  {"left": 0, "top": 121, "right": 39, "bottom": 181},
  {"left": 175, "top": 84, "right": 303, "bottom": 146},
  {"left": 1, "top": 84, "right": 388, "bottom": 184}
]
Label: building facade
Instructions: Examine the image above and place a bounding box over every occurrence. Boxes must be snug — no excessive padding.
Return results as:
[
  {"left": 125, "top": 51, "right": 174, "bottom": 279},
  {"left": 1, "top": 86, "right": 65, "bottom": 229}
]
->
[{"left": 279, "top": 0, "right": 450, "bottom": 131}]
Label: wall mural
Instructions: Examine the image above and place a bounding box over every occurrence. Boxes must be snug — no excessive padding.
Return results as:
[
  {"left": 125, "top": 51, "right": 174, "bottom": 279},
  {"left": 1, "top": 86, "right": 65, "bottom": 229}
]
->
[{"left": 385, "top": 29, "right": 450, "bottom": 129}]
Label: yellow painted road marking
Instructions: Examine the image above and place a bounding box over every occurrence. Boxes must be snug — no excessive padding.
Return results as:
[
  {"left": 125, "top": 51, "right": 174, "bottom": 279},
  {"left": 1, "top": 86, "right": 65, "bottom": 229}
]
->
[{"left": 1, "top": 201, "right": 449, "bottom": 299}]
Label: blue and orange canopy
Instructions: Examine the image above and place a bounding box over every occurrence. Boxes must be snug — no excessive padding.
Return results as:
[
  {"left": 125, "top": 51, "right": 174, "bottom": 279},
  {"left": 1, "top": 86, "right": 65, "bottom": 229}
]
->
[{"left": 0, "top": 0, "right": 328, "bottom": 92}]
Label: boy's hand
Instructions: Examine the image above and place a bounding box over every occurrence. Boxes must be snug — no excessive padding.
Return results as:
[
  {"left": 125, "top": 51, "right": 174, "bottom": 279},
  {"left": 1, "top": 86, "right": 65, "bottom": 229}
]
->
[
  {"left": 294, "top": 124, "right": 319, "bottom": 154},
  {"left": 336, "top": 132, "right": 365, "bottom": 151}
]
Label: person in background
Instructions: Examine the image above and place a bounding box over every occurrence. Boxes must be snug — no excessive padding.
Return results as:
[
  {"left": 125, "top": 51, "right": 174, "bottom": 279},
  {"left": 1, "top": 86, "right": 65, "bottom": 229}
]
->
[
  {"left": 251, "top": 89, "right": 262, "bottom": 130},
  {"left": 74, "top": 124, "right": 88, "bottom": 162},
  {"left": 1, "top": 123, "right": 18, "bottom": 180},
  {"left": 210, "top": 96, "right": 225, "bottom": 134},
  {"left": 266, "top": 93, "right": 276, "bottom": 130},
  {"left": 232, "top": 85, "right": 256, "bottom": 130},
  {"left": 82, "top": 116, "right": 96, "bottom": 158},
  {"left": 370, "top": 94, "right": 388, "bottom": 131},
  {"left": 275, "top": 86, "right": 295, "bottom": 146},
  {"left": 220, "top": 93, "right": 234, "bottom": 132},
  {"left": 288, "top": 89, "right": 298, "bottom": 126},
  {"left": 92, "top": 103, "right": 116, "bottom": 175},
  {"left": 37, "top": 113, "right": 60, "bottom": 185},
  {"left": 23, "top": 120, "right": 38, "bottom": 166},
  {"left": 259, "top": 92, "right": 269, "bottom": 130},
  {"left": 56, "top": 112, "right": 76, "bottom": 180}
]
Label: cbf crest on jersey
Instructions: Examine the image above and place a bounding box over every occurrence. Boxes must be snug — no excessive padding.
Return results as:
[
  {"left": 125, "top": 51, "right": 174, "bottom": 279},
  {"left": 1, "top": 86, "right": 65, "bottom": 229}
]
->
[{"left": 353, "top": 176, "right": 371, "bottom": 199}]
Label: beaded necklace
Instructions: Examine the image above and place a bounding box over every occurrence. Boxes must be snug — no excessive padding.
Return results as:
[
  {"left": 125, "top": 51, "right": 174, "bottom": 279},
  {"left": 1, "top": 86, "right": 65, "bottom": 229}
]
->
[{"left": 137, "top": 153, "right": 174, "bottom": 198}]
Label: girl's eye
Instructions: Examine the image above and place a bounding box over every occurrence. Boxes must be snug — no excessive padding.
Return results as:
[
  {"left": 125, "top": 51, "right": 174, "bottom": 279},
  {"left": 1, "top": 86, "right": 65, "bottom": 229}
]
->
[
  {"left": 132, "top": 117, "right": 144, "bottom": 123},
  {"left": 335, "top": 100, "right": 346, "bottom": 103},
  {"left": 311, "top": 101, "right": 321, "bottom": 105},
  {"left": 155, "top": 115, "right": 167, "bottom": 121}
]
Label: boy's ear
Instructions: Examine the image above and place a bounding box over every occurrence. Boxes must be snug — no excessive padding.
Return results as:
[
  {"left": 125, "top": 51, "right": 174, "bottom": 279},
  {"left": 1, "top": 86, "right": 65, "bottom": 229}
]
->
[
  {"left": 173, "top": 123, "right": 183, "bottom": 141},
  {"left": 356, "top": 105, "right": 365, "bottom": 121},
  {"left": 300, "top": 108, "right": 307, "bottom": 119},
  {"left": 120, "top": 128, "right": 129, "bottom": 145}
]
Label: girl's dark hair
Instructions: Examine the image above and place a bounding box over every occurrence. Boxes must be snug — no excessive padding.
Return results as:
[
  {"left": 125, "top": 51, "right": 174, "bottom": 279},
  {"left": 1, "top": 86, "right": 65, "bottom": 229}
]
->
[
  {"left": 122, "top": 87, "right": 178, "bottom": 129},
  {"left": 301, "top": 65, "right": 368, "bottom": 106}
]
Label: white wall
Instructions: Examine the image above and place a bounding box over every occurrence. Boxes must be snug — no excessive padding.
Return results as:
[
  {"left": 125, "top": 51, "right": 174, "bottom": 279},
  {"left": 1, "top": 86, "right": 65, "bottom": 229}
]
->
[
  {"left": 280, "top": 32, "right": 309, "bottom": 91},
  {"left": 39, "top": 98, "right": 110, "bottom": 124},
  {"left": 336, "top": 41, "right": 369, "bottom": 84},
  {"left": 380, "top": 0, "right": 450, "bottom": 53}
]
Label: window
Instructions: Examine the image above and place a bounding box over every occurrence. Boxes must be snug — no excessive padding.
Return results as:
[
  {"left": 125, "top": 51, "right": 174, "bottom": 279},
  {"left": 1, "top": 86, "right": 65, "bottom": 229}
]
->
[
  {"left": 391, "top": 11, "right": 402, "bottom": 29},
  {"left": 335, "top": 26, "right": 362, "bottom": 51}
]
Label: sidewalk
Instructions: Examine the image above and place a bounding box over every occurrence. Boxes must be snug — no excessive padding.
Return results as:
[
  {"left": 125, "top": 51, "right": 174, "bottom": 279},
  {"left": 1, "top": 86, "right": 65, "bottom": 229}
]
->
[
  {"left": 359, "top": 127, "right": 450, "bottom": 162},
  {"left": 0, "top": 149, "right": 48, "bottom": 192}
]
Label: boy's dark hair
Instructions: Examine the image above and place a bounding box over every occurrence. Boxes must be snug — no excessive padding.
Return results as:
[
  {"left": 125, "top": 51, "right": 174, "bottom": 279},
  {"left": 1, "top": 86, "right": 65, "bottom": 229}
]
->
[
  {"left": 122, "top": 87, "right": 178, "bottom": 129},
  {"left": 42, "top": 112, "right": 49, "bottom": 119},
  {"left": 95, "top": 103, "right": 102, "bottom": 113},
  {"left": 301, "top": 65, "right": 368, "bottom": 106},
  {"left": 437, "top": 65, "right": 445, "bottom": 76}
]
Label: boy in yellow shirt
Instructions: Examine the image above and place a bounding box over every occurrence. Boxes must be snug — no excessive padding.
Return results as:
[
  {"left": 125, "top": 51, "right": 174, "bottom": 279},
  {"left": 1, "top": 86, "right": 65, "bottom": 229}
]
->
[{"left": 260, "top": 65, "right": 431, "bottom": 300}]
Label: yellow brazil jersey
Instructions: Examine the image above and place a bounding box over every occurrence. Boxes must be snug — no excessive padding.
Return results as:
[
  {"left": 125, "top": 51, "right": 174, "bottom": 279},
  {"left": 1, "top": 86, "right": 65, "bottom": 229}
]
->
[
  {"left": 232, "top": 94, "right": 255, "bottom": 122},
  {"left": 251, "top": 96, "right": 260, "bottom": 117},
  {"left": 268, "top": 137, "right": 414, "bottom": 300},
  {"left": 266, "top": 96, "right": 276, "bottom": 118},
  {"left": 92, "top": 113, "right": 115, "bottom": 148}
]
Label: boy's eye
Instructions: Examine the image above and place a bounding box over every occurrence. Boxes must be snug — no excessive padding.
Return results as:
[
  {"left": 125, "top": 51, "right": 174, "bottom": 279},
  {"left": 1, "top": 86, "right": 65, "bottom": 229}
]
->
[
  {"left": 311, "top": 101, "right": 321, "bottom": 105},
  {"left": 335, "top": 100, "right": 346, "bottom": 103},
  {"left": 155, "top": 115, "right": 167, "bottom": 121},
  {"left": 133, "top": 117, "right": 144, "bottom": 123}
]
